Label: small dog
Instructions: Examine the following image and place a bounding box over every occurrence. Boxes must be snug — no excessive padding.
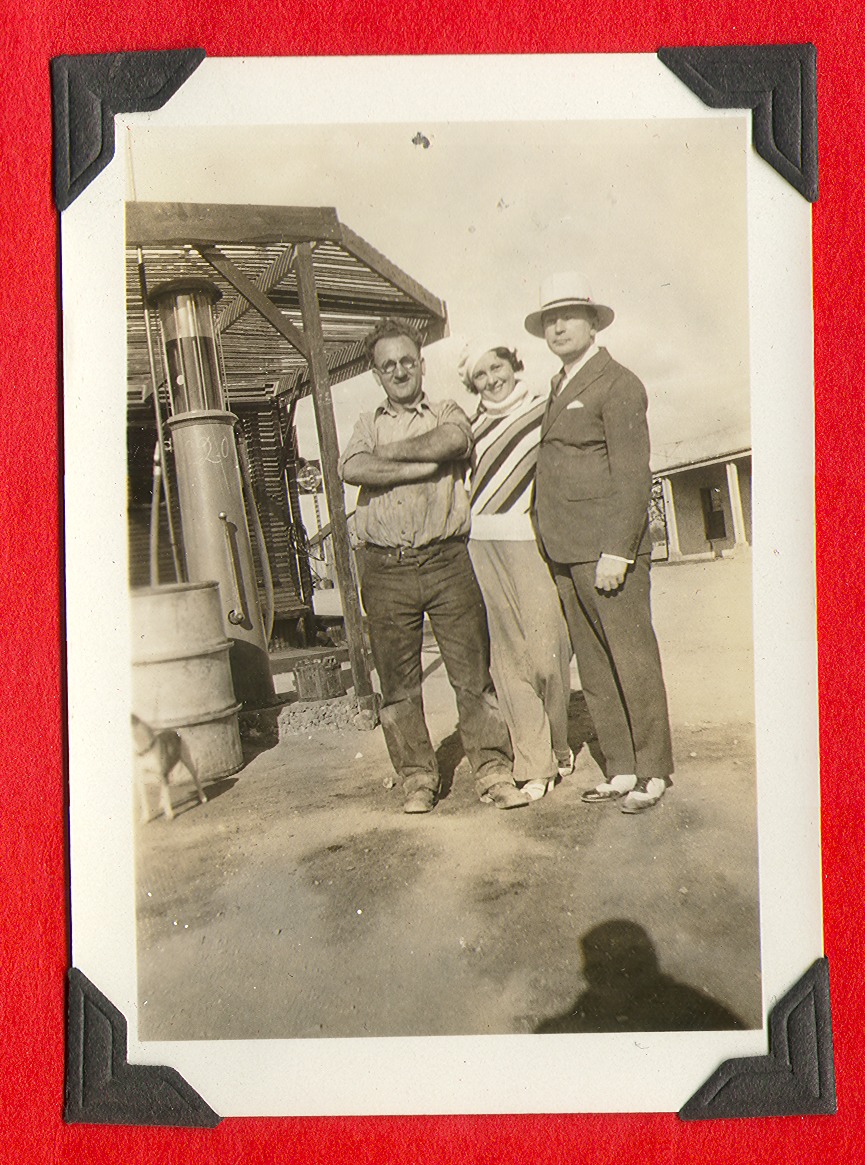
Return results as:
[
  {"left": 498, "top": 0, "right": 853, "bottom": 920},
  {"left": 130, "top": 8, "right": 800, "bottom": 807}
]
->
[{"left": 131, "top": 714, "right": 207, "bottom": 823}]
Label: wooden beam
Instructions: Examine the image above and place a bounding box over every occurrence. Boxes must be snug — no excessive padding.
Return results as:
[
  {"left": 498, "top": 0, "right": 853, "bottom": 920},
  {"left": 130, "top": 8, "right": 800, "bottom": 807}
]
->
[
  {"left": 195, "top": 244, "right": 311, "bottom": 361},
  {"left": 337, "top": 223, "right": 449, "bottom": 335},
  {"left": 217, "top": 244, "right": 298, "bottom": 334},
  {"left": 126, "top": 202, "right": 342, "bottom": 247},
  {"left": 295, "top": 242, "right": 375, "bottom": 709},
  {"left": 294, "top": 354, "right": 368, "bottom": 397},
  {"left": 269, "top": 287, "right": 443, "bottom": 321}
]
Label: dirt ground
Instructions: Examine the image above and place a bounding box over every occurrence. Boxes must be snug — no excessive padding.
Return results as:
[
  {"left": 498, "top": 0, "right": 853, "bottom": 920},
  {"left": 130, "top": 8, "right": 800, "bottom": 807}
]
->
[{"left": 135, "top": 555, "right": 761, "bottom": 1040}]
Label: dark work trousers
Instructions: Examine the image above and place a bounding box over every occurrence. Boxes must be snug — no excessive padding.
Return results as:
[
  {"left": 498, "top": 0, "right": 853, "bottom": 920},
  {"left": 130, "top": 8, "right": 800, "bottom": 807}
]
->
[
  {"left": 551, "top": 555, "right": 674, "bottom": 784},
  {"left": 359, "top": 539, "right": 514, "bottom": 798}
]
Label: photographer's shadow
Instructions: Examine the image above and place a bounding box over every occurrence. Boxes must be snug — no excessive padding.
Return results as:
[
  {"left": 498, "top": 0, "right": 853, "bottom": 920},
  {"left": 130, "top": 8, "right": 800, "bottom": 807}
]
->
[{"left": 535, "top": 919, "right": 747, "bottom": 1033}]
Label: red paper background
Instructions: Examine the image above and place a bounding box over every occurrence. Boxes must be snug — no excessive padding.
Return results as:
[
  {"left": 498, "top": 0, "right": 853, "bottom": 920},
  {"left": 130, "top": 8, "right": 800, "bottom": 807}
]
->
[{"left": 2, "top": 3, "right": 862, "bottom": 1161}]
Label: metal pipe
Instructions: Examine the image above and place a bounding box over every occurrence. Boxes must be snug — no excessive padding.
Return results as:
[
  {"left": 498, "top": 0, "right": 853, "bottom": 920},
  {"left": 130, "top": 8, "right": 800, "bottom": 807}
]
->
[
  {"left": 137, "top": 249, "right": 183, "bottom": 582},
  {"left": 149, "top": 444, "right": 162, "bottom": 587},
  {"left": 235, "top": 424, "right": 275, "bottom": 644},
  {"left": 218, "top": 512, "right": 247, "bottom": 626}
]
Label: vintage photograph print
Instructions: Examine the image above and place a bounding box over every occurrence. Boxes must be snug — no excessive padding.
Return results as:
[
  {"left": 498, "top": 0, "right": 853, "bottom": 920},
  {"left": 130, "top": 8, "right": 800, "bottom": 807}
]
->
[{"left": 63, "top": 55, "right": 821, "bottom": 1116}]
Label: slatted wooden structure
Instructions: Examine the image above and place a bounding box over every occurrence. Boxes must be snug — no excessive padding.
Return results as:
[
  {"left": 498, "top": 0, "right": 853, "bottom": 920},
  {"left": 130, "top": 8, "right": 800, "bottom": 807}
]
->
[{"left": 126, "top": 203, "right": 449, "bottom": 707}]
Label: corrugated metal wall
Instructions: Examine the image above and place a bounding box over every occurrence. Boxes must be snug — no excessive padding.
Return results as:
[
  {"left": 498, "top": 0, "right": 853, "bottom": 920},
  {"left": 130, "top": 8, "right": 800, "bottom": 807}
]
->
[{"left": 127, "top": 404, "right": 314, "bottom": 645}]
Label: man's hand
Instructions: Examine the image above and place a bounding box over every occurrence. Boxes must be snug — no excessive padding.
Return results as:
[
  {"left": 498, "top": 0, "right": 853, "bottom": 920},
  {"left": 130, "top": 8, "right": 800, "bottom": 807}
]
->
[{"left": 594, "top": 554, "right": 628, "bottom": 593}]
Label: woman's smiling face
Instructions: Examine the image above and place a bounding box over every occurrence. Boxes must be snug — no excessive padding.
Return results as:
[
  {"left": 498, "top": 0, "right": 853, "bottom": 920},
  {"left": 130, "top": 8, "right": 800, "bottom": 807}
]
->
[{"left": 471, "top": 350, "right": 517, "bottom": 403}]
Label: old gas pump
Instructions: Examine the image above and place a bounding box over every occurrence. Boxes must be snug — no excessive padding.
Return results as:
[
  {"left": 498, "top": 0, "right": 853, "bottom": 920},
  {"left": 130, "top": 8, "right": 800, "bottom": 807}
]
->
[{"left": 148, "top": 277, "right": 275, "bottom": 707}]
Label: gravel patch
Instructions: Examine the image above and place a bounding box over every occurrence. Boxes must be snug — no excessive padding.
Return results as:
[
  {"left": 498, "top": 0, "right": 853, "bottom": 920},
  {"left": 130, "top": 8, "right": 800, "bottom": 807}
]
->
[{"left": 277, "top": 695, "right": 377, "bottom": 738}]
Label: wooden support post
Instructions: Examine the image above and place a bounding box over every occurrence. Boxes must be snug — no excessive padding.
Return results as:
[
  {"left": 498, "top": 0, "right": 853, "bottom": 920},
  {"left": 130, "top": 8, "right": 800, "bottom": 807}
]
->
[
  {"left": 661, "top": 476, "right": 682, "bottom": 560},
  {"left": 725, "top": 459, "right": 749, "bottom": 548},
  {"left": 295, "top": 242, "right": 375, "bottom": 710}
]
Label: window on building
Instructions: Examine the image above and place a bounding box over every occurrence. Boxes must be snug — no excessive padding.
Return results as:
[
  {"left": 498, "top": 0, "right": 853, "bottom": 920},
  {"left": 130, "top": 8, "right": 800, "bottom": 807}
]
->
[{"left": 700, "top": 486, "right": 727, "bottom": 541}]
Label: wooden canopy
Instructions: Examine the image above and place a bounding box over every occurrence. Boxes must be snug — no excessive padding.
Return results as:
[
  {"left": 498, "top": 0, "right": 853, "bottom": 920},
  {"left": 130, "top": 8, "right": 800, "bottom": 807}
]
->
[
  {"left": 126, "top": 202, "right": 449, "bottom": 403},
  {"left": 126, "top": 202, "right": 450, "bottom": 712}
]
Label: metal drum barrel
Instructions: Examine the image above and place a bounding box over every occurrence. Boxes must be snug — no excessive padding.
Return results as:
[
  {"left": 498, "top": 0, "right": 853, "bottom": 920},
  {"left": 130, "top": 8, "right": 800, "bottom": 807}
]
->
[{"left": 131, "top": 581, "right": 243, "bottom": 779}]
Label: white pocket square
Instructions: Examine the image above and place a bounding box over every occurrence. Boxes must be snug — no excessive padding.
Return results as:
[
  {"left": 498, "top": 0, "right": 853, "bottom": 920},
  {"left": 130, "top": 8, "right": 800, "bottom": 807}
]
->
[{"left": 565, "top": 400, "right": 585, "bottom": 410}]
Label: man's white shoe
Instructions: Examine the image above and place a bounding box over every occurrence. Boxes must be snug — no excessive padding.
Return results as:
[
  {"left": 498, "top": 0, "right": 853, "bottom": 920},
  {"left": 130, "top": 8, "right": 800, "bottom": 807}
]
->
[
  {"left": 620, "top": 777, "right": 667, "bottom": 814},
  {"left": 580, "top": 773, "right": 636, "bottom": 803}
]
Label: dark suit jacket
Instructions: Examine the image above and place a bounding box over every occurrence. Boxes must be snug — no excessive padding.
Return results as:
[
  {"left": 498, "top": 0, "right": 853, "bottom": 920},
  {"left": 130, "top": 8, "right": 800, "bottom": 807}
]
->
[{"left": 534, "top": 347, "right": 652, "bottom": 565}]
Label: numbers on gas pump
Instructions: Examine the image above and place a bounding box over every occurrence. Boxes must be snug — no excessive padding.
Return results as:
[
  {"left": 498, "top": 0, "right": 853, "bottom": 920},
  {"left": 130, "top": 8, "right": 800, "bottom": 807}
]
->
[{"left": 198, "top": 432, "right": 230, "bottom": 465}]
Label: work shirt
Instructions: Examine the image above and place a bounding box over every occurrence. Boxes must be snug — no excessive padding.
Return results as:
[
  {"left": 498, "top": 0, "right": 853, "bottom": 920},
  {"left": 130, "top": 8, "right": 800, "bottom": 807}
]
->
[{"left": 339, "top": 393, "right": 473, "bottom": 549}]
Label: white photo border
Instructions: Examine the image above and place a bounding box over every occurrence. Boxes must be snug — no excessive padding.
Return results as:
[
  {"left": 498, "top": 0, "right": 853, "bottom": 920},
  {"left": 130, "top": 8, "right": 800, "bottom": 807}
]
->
[{"left": 62, "top": 53, "right": 820, "bottom": 1116}]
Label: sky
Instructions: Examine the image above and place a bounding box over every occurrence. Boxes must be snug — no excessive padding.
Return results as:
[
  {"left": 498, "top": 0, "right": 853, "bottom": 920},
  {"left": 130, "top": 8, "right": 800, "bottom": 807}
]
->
[{"left": 128, "top": 116, "right": 751, "bottom": 492}]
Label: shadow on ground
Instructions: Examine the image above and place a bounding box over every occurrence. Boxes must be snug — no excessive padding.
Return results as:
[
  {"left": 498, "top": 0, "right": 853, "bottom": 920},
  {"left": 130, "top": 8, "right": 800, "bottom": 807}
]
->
[
  {"left": 534, "top": 919, "right": 747, "bottom": 1033},
  {"left": 435, "top": 690, "right": 604, "bottom": 803}
]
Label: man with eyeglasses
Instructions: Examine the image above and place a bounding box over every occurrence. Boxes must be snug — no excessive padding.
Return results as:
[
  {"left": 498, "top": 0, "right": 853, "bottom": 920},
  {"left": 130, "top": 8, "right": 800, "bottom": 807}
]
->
[{"left": 339, "top": 318, "right": 526, "bottom": 813}]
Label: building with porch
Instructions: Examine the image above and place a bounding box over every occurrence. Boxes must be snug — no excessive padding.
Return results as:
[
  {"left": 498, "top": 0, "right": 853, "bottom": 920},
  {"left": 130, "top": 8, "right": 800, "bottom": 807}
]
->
[{"left": 651, "top": 430, "right": 751, "bottom": 562}]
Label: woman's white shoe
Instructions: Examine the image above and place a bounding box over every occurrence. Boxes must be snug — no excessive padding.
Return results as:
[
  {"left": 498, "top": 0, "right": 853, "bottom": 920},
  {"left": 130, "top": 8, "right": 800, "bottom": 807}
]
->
[
  {"left": 556, "top": 748, "right": 576, "bottom": 778},
  {"left": 523, "top": 777, "right": 556, "bottom": 801}
]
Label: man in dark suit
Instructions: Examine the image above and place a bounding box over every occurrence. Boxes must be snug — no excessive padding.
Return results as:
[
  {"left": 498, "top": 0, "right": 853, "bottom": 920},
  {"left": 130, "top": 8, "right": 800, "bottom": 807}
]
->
[{"left": 527, "top": 273, "right": 673, "bottom": 813}]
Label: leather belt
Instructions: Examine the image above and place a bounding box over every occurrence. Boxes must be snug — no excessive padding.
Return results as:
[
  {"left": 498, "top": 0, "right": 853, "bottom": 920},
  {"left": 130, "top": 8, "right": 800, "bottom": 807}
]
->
[{"left": 363, "top": 536, "right": 467, "bottom": 562}]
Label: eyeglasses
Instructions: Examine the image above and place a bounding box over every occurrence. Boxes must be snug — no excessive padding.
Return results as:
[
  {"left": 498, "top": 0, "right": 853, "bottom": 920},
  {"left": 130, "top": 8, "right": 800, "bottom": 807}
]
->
[{"left": 375, "top": 357, "right": 419, "bottom": 378}]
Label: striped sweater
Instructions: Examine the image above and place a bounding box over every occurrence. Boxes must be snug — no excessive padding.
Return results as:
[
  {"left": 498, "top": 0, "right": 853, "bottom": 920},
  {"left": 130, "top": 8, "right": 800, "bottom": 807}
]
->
[{"left": 469, "top": 387, "right": 548, "bottom": 542}]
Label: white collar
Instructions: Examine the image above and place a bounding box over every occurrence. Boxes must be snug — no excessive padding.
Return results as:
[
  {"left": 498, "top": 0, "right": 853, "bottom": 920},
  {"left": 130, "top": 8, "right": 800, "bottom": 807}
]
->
[{"left": 561, "top": 341, "right": 598, "bottom": 384}]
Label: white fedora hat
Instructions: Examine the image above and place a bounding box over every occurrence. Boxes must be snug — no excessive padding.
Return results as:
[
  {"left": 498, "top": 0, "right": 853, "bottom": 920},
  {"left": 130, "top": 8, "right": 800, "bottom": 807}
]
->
[{"left": 524, "top": 272, "right": 615, "bottom": 337}]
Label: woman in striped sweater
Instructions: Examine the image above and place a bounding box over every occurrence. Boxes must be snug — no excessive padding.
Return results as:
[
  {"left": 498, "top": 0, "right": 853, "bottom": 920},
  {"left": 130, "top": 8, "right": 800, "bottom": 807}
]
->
[{"left": 459, "top": 341, "right": 575, "bottom": 800}]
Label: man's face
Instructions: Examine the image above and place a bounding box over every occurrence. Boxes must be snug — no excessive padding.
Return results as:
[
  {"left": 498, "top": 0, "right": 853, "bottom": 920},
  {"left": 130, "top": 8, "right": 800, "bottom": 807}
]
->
[
  {"left": 372, "top": 335, "right": 424, "bottom": 409},
  {"left": 542, "top": 305, "right": 597, "bottom": 365}
]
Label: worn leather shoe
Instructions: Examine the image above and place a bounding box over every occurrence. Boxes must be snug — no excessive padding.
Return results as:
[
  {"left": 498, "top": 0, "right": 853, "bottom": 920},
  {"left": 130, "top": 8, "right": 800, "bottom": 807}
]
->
[
  {"left": 403, "top": 789, "right": 436, "bottom": 814},
  {"left": 481, "top": 782, "right": 532, "bottom": 809}
]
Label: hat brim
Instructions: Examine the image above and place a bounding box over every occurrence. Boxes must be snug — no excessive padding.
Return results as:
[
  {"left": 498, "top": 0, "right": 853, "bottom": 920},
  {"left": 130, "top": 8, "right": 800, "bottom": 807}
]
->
[{"left": 524, "top": 301, "right": 615, "bottom": 338}]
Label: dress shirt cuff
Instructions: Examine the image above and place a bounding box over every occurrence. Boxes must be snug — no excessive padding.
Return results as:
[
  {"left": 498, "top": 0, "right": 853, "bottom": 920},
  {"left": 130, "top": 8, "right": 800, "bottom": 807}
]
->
[{"left": 600, "top": 552, "right": 634, "bottom": 566}]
